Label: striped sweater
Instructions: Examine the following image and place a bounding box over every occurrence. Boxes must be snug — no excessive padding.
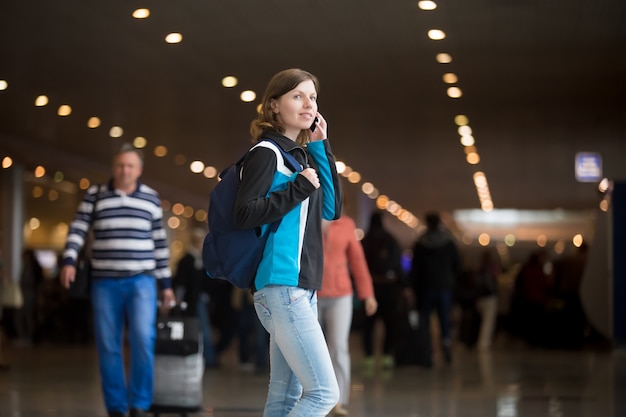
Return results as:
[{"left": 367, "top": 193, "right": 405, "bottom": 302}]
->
[{"left": 62, "top": 181, "right": 172, "bottom": 289}]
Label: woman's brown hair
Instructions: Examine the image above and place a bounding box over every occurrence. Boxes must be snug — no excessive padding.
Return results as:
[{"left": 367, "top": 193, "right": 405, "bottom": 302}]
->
[{"left": 250, "top": 68, "right": 319, "bottom": 146}]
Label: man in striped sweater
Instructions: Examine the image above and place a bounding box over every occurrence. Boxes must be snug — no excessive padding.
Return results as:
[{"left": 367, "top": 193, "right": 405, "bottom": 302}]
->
[{"left": 60, "top": 143, "right": 175, "bottom": 417}]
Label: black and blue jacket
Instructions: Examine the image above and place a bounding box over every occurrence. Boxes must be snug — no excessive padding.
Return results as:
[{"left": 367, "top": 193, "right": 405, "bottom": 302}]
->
[{"left": 234, "top": 131, "right": 343, "bottom": 291}]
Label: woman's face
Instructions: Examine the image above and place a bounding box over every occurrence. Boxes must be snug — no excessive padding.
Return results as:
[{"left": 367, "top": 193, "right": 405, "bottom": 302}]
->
[{"left": 271, "top": 79, "right": 318, "bottom": 140}]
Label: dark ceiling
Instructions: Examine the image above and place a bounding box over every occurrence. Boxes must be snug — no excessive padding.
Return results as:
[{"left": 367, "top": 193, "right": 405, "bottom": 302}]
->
[{"left": 1, "top": 0, "right": 625, "bottom": 246}]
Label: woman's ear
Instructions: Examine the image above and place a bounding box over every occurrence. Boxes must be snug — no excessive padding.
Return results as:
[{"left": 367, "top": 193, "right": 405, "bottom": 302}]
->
[{"left": 270, "top": 99, "right": 279, "bottom": 113}]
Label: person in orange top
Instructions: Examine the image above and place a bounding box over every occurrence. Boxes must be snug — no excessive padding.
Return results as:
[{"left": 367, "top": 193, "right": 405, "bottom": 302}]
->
[{"left": 318, "top": 216, "right": 378, "bottom": 416}]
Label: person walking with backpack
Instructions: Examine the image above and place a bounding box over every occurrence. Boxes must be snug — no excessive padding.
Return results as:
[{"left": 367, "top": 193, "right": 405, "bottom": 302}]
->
[
  {"left": 60, "top": 143, "right": 175, "bottom": 417},
  {"left": 234, "top": 68, "right": 343, "bottom": 417}
]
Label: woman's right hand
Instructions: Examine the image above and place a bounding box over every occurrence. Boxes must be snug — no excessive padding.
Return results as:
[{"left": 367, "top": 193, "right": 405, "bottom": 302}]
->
[{"left": 300, "top": 168, "right": 320, "bottom": 189}]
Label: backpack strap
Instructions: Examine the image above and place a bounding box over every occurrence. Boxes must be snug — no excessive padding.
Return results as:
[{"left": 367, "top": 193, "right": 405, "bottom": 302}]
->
[
  {"left": 253, "top": 139, "right": 303, "bottom": 174},
  {"left": 245, "top": 139, "right": 303, "bottom": 234}
]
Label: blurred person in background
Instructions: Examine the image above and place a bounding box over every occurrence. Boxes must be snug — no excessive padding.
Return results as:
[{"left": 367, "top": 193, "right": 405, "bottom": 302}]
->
[
  {"left": 318, "top": 216, "right": 378, "bottom": 416},
  {"left": 409, "top": 212, "right": 461, "bottom": 365},
  {"left": 361, "top": 211, "right": 404, "bottom": 371},
  {"left": 173, "top": 228, "right": 218, "bottom": 368},
  {"left": 60, "top": 143, "right": 175, "bottom": 417}
]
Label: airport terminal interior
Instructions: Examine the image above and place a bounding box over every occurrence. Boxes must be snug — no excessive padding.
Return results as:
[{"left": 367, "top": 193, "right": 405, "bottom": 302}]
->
[{"left": 1, "top": 0, "right": 626, "bottom": 416}]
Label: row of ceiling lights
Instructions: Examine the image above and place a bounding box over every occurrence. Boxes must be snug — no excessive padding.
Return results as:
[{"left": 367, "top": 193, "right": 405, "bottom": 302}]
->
[
  {"left": 418, "top": 1, "right": 495, "bottom": 213},
  {"left": 417, "top": 1, "right": 592, "bottom": 253}
]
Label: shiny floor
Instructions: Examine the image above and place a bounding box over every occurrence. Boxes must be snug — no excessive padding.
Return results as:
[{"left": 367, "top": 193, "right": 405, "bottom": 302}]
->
[{"left": 1, "top": 333, "right": 624, "bottom": 417}]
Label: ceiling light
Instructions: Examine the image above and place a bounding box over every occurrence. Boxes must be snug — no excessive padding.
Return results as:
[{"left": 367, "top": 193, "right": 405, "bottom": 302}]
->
[
  {"left": 481, "top": 201, "right": 494, "bottom": 211},
  {"left": 460, "top": 135, "right": 475, "bottom": 146},
  {"left": 464, "top": 145, "right": 477, "bottom": 154},
  {"left": 109, "top": 126, "right": 123, "bottom": 138},
  {"left": 376, "top": 195, "right": 389, "bottom": 210},
  {"left": 58, "top": 105, "right": 72, "bottom": 116},
  {"left": 600, "top": 199, "right": 609, "bottom": 212},
  {"left": 203, "top": 166, "right": 217, "bottom": 179},
  {"left": 454, "top": 115, "right": 469, "bottom": 125},
  {"left": 87, "top": 117, "right": 101, "bottom": 128},
  {"left": 154, "top": 145, "right": 168, "bottom": 157},
  {"left": 165, "top": 33, "right": 183, "bottom": 44},
  {"left": 537, "top": 234, "right": 547, "bottom": 247},
  {"left": 362, "top": 182, "right": 375, "bottom": 195},
  {"left": 240, "top": 90, "right": 256, "bottom": 102},
  {"left": 418, "top": 1, "right": 437, "bottom": 10},
  {"left": 347, "top": 171, "right": 361, "bottom": 183},
  {"left": 174, "top": 154, "right": 186, "bottom": 165},
  {"left": 442, "top": 73, "right": 458, "bottom": 84},
  {"left": 32, "top": 186, "right": 44, "bottom": 198},
  {"left": 458, "top": 125, "right": 472, "bottom": 136},
  {"left": 132, "top": 8, "right": 150, "bottom": 19},
  {"left": 428, "top": 29, "right": 446, "bottom": 40},
  {"left": 367, "top": 188, "right": 379, "bottom": 199},
  {"left": 573, "top": 233, "right": 584, "bottom": 247},
  {"left": 183, "top": 206, "right": 194, "bottom": 218},
  {"left": 478, "top": 233, "right": 490, "bottom": 246},
  {"left": 190, "top": 160, "right": 205, "bottom": 174},
  {"left": 554, "top": 240, "right": 565, "bottom": 254},
  {"left": 35, "top": 95, "right": 48, "bottom": 106},
  {"left": 2, "top": 156, "right": 13, "bottom": 169},
  {"left": 79, "top": 178, "right": 90, "bottom": 190},
  {"left": 167, "top": 216, "right": 180, "bottom": 229},
  {"left": 172, "top": 203, "right": 185, "bottom": 216},
  {"left": 0, "top": 80, "right": 7, "bottom": 90},
  {"left": 335, "top": 161, "right": 346, "bottom": 174},
  {"left": 222, "top": 76, "right": 238, "bottom": 87},
  {"left": 34, "top": 165, "right": 46, "bottom": 178},
  {"left": 386, "top": 200, "right": 400, "bottom": 215},
  {"left": 436, "top": 53, "right": 452, "bottom": 63},
  {"left": 473, "top": 171, "right": 486, "bottom": 184},
  {"left": 133, "top": 137, "right": 147, "bottom": 148},
  {"left": 466, "top": 152, "right": 480, "bottom": 164},
  {"left": 29, "top": 217, "right": 41, "bottom": 230},
  {"left": 504, "top": 234, "right": 516, "bottom": 247},
  {"left": 447, "top": 86, "right": 462, "bottom": 98},
  {"left": 598, "top": 178, "right": 610, "bottom": 193},
  {"left": 195, "top": 210, "right": 208, "bottom": 222}
]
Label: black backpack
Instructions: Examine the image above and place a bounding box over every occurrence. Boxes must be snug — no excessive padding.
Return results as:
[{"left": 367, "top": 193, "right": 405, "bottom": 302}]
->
[{"left": 202, "top": 139, "right": 302, "bottom": 289}]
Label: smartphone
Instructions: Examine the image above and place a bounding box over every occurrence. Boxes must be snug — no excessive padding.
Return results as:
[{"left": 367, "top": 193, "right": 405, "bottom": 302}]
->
[{"left": 310, "top": 117, "right": 319, "bottom": 132}]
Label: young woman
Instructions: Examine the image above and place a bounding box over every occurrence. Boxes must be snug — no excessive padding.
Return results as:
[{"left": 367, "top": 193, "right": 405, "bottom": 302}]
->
[{"left": 234, "top": 68, "right": 343, "bottom": 416}]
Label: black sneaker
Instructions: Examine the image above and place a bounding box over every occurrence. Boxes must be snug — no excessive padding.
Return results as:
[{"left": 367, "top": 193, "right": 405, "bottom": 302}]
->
[{"left": 129, "top": 409, "right": 147, "bottom": 417}]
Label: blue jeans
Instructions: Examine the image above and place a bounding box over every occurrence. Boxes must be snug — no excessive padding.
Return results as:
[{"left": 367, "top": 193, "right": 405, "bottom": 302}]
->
[
  {"left": 92, "top": 274, "right": 157, "bottom": 414},
  {"left": 253, "top": 285, "right": 339, "bottom": 417}
]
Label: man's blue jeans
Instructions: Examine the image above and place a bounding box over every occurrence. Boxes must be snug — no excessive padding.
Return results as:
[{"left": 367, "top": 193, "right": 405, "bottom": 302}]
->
[
  {"left": 92, "top": 274, "right": 157, "bottom": 414},
  {"left": 253, "top": 285, "right": 339, "bottom": 417}
]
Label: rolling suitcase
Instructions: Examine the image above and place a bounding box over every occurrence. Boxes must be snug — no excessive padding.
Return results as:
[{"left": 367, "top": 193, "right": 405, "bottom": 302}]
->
[
  {"left": 150, "top": 311, "right": 204, "bottom": 417},
  {"left": 395, "top": 309, "right": 432, "bottom": 368}
]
